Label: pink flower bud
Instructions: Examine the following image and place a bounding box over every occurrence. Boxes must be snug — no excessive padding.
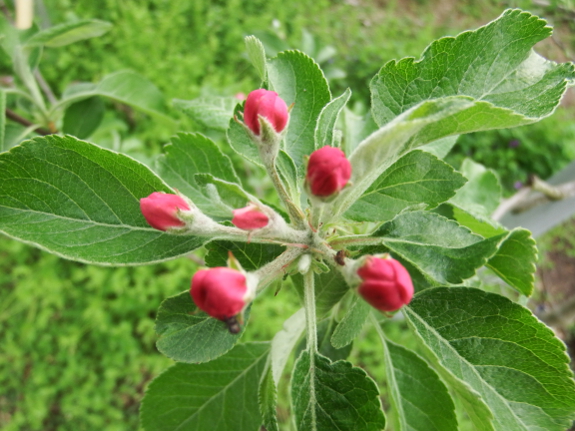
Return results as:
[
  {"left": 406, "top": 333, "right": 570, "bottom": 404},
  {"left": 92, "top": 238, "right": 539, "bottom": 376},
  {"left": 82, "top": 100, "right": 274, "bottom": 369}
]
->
[
  {"left": 244, "top": 89, "right": 289, "bottom": 135},
  {"left": 232, "top": 204, "right": 269, "bottom": 230},
  {"left": 140, "top": 192, "right": 190, "bottom": 231},
  {"left": 306, "top": 146, "right": 352, "bottom": 197},
  {"left": 357, "top": 257, "right": 414, "bottom": 312},
  {"left": 190, "top": 267, "right": 248, "bottom": 320}
]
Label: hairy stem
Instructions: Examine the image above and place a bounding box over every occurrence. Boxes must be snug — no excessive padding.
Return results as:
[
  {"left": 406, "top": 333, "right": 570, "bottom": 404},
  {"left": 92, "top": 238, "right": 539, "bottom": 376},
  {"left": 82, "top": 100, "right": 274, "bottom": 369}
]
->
[
  {"left": 267, "top": 159, "right": 306, "bottom": 229},
  {"left": 304, "top": 268, "right": 318, "bottom": 353},
  {"left": 255, "top": 247, "right": 304, "bottom": 290}
]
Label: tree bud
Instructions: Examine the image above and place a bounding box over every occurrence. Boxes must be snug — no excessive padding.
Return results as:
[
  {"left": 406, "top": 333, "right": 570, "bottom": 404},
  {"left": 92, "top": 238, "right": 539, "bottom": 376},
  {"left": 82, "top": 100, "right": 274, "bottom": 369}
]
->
[
  {"left": 232, "top": 203, "right": 269, "bottom": 230},
  {"left": 140, "top": 192, "right": 190, "bottom": 231},
  {"left": 190, "top": 267, "right": 249, "bottom": 321},
  {"left": 357, "top": 256, "right": 414, "bottom": 312},
  {"left": 244, "top": 89, "right": 289, "bottom": 135},
  {"left": 306, "top": 146, "right": 351, "bottom": 197}
]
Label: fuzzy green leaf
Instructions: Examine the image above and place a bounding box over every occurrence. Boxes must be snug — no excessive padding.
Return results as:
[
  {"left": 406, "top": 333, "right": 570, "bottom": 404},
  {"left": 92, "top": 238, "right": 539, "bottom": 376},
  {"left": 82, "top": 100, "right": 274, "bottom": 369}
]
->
[
  {"left": 315, "top": 88, "right": 351, "bottom": 149},
  {"left": 141, "top": 342, "right": 269, "bottom": 431},
  {"left": 292, "top": 270, "right": 350, "bottom": 318},
  {"left": 346, "top": 150, "right": 466, "bottom": 222},
  {"left": 155, "top": 132, "right": 241, "bottom": 218},
  {"left": 155, "top": 291, "right": 249, "bottom": 363},
  {"left": 371, "top": 9, "right": 575, "bottom": 126},
  {"left": 405, "top": 287, "right": 575, "bottom": 431},
  {"left": 173, "top": 96, "right": 237, "bottom": 131},
  {"left": 260, "top": 366, "right": 279, "bottom": 431},
  {"left": 372, "top": 211, "right": 503, "bottom": 285},
  {"left": 245, "top": 35, "right": 267, "bottom": 81},
  {"left": 379, "top": 337, "right": 458, "bottom": 431},
  {"left": 25, "top": 19, "right": 112, "bottom": 47},
  {"left": 0, "top": 136, "right": 206, "bottom": 265},
  {"left": 62, "top": 96, "right": 104, "bottom": 139},
  {"left": 291, "top": 351, "right": 386, "bottom": 431},
  {"left": 267, "top": 50, "right": 331, "bottom": 171},
  {"left": 205, "top": 240, "right": 285, "bottom": 271},
  {"left": 331, "top": 294, "right": 371, "bottom": 349},
  {"left": 271, "top": 308, "right": 306, "bottom": 384},
  {"left": 487, "top": 228, "right": 537, "bottom": 296}
]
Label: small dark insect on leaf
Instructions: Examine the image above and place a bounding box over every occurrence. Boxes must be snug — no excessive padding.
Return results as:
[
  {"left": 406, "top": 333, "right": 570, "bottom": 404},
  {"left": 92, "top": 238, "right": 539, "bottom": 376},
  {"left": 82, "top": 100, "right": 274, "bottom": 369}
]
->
[
  {"left": 335, "top": 250, "right": 346, "bottom": 266},
  {"left": 224, "top": 316, "right": 241, "bottom": 334}
]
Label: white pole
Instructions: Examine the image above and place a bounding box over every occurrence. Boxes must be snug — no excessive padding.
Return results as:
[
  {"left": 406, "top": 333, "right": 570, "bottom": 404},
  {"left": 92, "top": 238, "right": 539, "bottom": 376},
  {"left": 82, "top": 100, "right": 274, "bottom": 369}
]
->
[{"left": 16, "top": 0, "right": 34, "bottom": 30}]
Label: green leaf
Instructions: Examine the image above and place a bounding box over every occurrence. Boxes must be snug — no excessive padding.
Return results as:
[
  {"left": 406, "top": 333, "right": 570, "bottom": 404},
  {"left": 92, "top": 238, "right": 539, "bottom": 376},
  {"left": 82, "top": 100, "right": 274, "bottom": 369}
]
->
[
  {"left": 0, "top": 135, "right": 206, "bottom": 265},
  {"left": 316, "top": 318, "right": 353, "bottom": 361},
  {"left": 58, "top": 71, "right": 170, "bottom": 121},
  {"left": 379, "top": 336, "right": 458, "bottom": 431},
  {"left": 486, "top": 228, "right": 537, "bottom": 296},
  {"left": 277, "top": 150, "right": 300, "bottom": 203},
  {"left": 314, "top": 88, "right": 351, "bottom": 149},
  {"left": 62, "top": 96, "right": 105, "bottom": 139},
  {"left": 291, "top": 351, "right": 386, "bottom": 431},
  {"left": 372, "top": 211, "right": 502, "bottom": 285},
  {"left": 331, "top": 294, "right": 371, "bottom": 349},
  {"left": 205, "top": 240, "right": 286, "bottom": 271},
  {"left": 173, "top": 96, "right": 237, "bottom": 131},
  {"left": 449, "top": 158, "right": 502, "bottom": 219},
  {"left": 421, "top": 136, "right": 458, "bottom": 159},
  {"left": 405, "top": 287, "right": 575, "bottom": 431},
  {"left": 271, "top": 308, "right": 306, "bottom": 384},
  {"left": 25, "top": 19, "right": 112, "bottom": 48},
  {"left": 267, "top": 50, "right": 331, "bottom": 171},
  {"left": 245, "top": 35, "right": 267, "bottom": 81},
  {"left": 451, "top": 206, "right": 507, "bottom": 238},
  {"left": 227, "top": 102, "right": 262, "bottom": 166},
  {"left": 155, "top": 291, "right": 249, "bottom": 363},
  {"left": 371, "top": 9, "right": 575, "bottom": 126},
  {"left": 292, "top": 270, "right": 350, "bottom": 318},
  {"left": 340, "top": 107, "right": 378, "bottom": 155},
  {"left": 259, "top": 366, "right": 280, "bottom": 431},
  {"left": 0, "top": 89, "right": 5, "bottom": 152},
  {"left": 155, "top": 132, "right": 241, "bottom": 217},
  {"left": 346, "top": 150, "right": 466, "bottom": 222},
  {"left": 141, "top": 342, "right": 269, "bottom": 431}
]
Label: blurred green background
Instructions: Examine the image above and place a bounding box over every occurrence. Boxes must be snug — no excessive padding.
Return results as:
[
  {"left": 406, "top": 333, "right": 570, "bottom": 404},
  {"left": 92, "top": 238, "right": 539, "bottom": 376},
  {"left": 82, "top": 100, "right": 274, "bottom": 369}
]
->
[{"left": 1, "top": 0, "right": 575, "bottom": 429}]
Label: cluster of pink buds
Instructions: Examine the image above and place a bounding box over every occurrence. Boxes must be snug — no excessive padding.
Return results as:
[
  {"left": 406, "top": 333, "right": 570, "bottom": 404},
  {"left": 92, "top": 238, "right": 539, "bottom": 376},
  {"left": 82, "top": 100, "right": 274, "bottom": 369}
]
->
[{"left": 357, "top": 256, "right": 414, "bottom": 312}]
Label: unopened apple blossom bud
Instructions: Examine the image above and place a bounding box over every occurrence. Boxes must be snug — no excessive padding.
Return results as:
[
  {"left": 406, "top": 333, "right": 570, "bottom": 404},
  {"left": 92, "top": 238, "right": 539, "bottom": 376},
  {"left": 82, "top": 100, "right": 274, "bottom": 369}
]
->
[
  {"left": 190, "top": 267, "right": 249, "bottom": 321},
  {"left": 244, "top": 89, "right": 288, "bottom": 135},
  {"left": 140, "top": 192, "right": 190, "bottom": 231},
  {"left": 232, "top": 204, "right": 269, "bottom": 230},
  {"left": 357, "top": 256, "right": 414, "bottom": 312},
  {"left": 306, "top": 146, "right": 352, "bottom": 197}
]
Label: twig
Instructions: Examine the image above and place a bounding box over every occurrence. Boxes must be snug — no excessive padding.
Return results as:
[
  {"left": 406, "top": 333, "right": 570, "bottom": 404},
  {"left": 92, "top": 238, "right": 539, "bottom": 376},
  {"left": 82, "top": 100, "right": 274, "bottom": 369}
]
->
[
  {"left": 5, "top": 108, "right": 52, "bottom": 135},
  {"left": 34, "top": 70, "right": 58, "bottom": 105}
]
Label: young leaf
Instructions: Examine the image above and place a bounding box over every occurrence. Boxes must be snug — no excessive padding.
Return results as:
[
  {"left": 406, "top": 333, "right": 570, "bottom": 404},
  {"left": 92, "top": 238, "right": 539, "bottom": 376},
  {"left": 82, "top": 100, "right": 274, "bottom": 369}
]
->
[
  {"left": 141, "top": 342, "right": 269, "bottom": 431},
  {"left": 205, "top": 240, "right": 285, "bottom": 271},
  {"left": 331, "top": 294, "right": 371, "bottom": 349},
  {"left": 371, "top": 9, "right": 575, "bottom": 126},
  {"left": 62, "top": 96, "right": 105, "bottom": 139},
  {"left": 405, "top": 287, "right": 575, "bottom": 431},
  {"left": 377, "top": 335, "right": 458, "bottom": 431},
  {"left": 449, "top": 158, "right": 502, "bottom": 219},
  {"left": 345, "top": 150, "right": 466, "bottom": 222},
  {"left": 291, "top": 351, "right": 386, "bottom": 431},
  {"left": 259, "top": 366, "right": 279, "bottom": 431},
  {"left": 340, "top": 107, "right": 378, "bottom": 155},
  {"left": 486, "top": 228, "right": 537, "bottom": 296},
  {"left": 24, "top": 19, "right": 112, "bottom": 47},
  {"left": 227, "top": 102, "right": 263, "bottom": 167},
  {"left": 314, "top": 88, "right": 351, "bottom": 149},
  {"left": 155, "top": 132, "right": 241, "bottom": 217},
  {"left": 277, "top": 150, "right": 300, "bottom": 203},
  {"left": 155, "top": 291, "right": 249, "bottom": 363},
  {"left": 420, "top": 136, "right": 458, "bottom": 159},
  {"left": 316, "top": 319, "right": 353, "bottom": 361},
  {"left": 173, "top": 96, "right": 237, "bottom": 131},
  {"left": 372, "top": 211, "right": 503, "bottom": 285},
  {"left": 267, "top": 50, "right": 331, "bottom": 171},
  {"left": 292, "top": 270, "right": 350, "bottom": 318},
  {"left": 0, "top": 136, "right": 206, "bottom": 265},
  {"left": 245, "top": 35, "right": 267, "bottom": 81},
  {"left": 58, "top": 71, "right": 171, "bottom": 121},
  {"left": 271, "top": 308, "right": 306, "bottom": 384}
]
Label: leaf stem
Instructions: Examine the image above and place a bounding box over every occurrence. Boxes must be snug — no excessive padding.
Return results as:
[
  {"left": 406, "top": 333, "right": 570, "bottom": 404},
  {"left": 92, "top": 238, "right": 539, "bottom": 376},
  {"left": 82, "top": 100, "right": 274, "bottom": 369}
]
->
[
  {"left": 266, "top": 158, "right": 306, "bottom": 229},
  {"left": 255, "top": 247, "right": 304, "bottom": 290},
  {"left": 329, "top": 235, "right": 382, "bottom": 248},
  {"left": 304, "top": 268, "right": 318, "bottom": 353}
]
